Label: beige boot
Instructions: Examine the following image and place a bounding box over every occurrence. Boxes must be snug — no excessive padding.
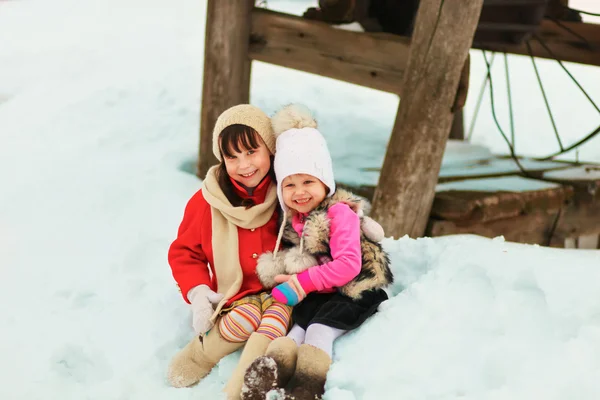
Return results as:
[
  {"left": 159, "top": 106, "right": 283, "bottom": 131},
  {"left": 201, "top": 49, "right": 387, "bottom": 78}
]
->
[
  {"left": 167, "top": 326, "right": 244, "bottom": 388},
  {"left": 222, "top": 332, "right": 271, "bottom": 399},
  {"left": 241, "top": 336, "right": 298, "bottom": 400},
  {"left": 285, "top": 344, "right": 332, "bottom": 400}
]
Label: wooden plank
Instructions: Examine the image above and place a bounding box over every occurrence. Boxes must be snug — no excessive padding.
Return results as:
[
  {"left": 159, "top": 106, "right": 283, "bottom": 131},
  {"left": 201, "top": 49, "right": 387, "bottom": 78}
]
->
[
  {"left": 249, "top": 8, "right": 411, "bottom": 94},
  {"left": 554, "top": 199, "right": 600, "bottom": 239},
  {"left": 428, "top": 195, "right": 600, "bottom": 247},
  {"left": 427, "top": 210, "right": 563, "bottom": 246},
  {"left": 475, "top": 19, "right": 600, "bottom": 67},
  {"left": 198, "top": 0, "right": 253, "bottom": 179},
  {"left": 541, "top": 165, "right": 600, "bottom": 239},
  {"left": 369, "top": 0, "right": 484, "bottom": 238},
  {"left": 564, "top": 237, "right": 577, "bottom": 248},
  {"left": 577, "top": 234, "right": 599, "bottom": 249},
  {"left": 432, "top": 185, "right": 572, "bottom": 223}
]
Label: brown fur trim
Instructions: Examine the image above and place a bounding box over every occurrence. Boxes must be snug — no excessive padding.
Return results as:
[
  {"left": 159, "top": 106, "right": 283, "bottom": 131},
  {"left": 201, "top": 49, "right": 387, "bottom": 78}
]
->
[
  {"left": 283, "top": 247, "right": 319, "bottom": 274},
  {"left": 256, "top": 251, "right": 287, "bottom": 289},
  {"left": 281, "top": 220, "right": 300, "bottom": 248},
  {"left": 281, "top": 188, "right": 393, "bottom": 299},
  {"left": 302, "top": 212, "right": 330, "bottom": 255}
]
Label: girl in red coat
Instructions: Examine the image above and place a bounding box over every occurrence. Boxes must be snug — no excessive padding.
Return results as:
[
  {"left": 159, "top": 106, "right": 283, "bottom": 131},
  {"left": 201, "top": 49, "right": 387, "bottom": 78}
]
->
[{"left": 167, "top": 104, "right": 291, "bottom": 398}]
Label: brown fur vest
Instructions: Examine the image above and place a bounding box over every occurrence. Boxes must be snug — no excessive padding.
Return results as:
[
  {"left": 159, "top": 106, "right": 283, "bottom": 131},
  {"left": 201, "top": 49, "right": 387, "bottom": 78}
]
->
[{"left": 280, "top": 188, "right": 393, "bottom": 299}]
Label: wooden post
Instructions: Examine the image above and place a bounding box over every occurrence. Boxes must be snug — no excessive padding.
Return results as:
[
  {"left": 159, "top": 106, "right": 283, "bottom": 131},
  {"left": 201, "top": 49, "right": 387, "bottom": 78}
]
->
[
  {"left": 370, "top": 0, "right": 484, "bottom": 238},
  {"left": 198, "top": 0, "right": 253, "bottom": 179},
  {"left": 449, "top": 110, "right": 464, "bottom": 140},
  {"left": 449, "top": 54, "right": 470, "bottom": 140}
]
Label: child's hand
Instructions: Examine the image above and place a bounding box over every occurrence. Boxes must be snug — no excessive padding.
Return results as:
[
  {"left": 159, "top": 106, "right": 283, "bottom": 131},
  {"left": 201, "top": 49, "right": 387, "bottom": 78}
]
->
[
  {"left": 187, "top": 285, "right": 224, "bottom": 335},
  {"left": 271, "top": 271, "right": 317, "bottom": 306},
  {"left": 274, "top": 274, "right": 292, "bottom": 283}
]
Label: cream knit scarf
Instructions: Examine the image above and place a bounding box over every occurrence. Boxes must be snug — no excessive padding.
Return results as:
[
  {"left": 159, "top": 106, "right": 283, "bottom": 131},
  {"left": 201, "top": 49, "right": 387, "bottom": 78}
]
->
[{"left": 201, "top": 165, "right": 278, "bottom": 322}]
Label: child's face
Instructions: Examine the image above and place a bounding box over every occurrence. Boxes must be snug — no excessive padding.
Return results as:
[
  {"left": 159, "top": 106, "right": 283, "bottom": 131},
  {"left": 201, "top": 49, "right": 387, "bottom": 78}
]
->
[
  {"left": 222, "top": 138, "right": 271, "bottom": 188},
  {"left": 281, "top": 174, "right": 327, "bottom": 214}
]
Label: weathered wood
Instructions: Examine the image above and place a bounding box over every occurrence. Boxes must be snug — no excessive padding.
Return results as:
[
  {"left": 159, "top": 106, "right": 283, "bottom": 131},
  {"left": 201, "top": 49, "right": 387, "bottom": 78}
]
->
[
  {"left": 198, "top": 0, "right": 253, "bottom": 179},
  {"left": 541, "top": 165, "right": 600, "bottom": 200},
  {"left": 541, "top": 165, "right": 600, "bottom": 239},
  {"left": 427, "top": 210, "right": 564, "bottom": 247},
  {"left": 577, "top": 234, "right": 599, "bottom": 249},
  {"left": 475, "top": 19, "right": 600, "bottom": 67},
  {"left": 249, "top": 8, "right": 411, "bottom": 94},
  {"left": 432, "top": 185, "right": 573, "bottom": 224},
  {"left": 449, "top": 110, "right": 464, "bottom": 140},
  {"left": 370, "top": 0, "right": 484, "bottom": 238},
  {"left": 554, "top": 199, "right": 600, "bottom": 239},
  {"left": 452, "top": 54, "right": 470, "bottom": 113},
  {"left": 427, "top": 195, "right": 600, "bottom": 247},
  {"left": 449, "top": 54, "right": 470, "bottom": 140}
]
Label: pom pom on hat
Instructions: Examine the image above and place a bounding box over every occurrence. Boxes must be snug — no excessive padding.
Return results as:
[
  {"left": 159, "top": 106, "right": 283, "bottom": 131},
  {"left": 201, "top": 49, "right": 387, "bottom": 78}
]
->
[{"left": 271, "top": 104, "right": 318, "bottom": 137}]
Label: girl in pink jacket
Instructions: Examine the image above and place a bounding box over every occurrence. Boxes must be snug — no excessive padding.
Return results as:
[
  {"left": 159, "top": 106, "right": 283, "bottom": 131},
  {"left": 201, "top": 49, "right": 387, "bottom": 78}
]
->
[{"left": 241, "top": 105, "right": 393, "bottom": 400}]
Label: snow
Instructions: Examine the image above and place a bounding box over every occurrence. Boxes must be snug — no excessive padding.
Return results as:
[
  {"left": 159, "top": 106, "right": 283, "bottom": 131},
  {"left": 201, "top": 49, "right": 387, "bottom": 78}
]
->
[
  {"left": 1, "top": 0, "right": 599, "bottom": 399},
  {"left": 543, "top": 165, "right": 600, "bottom": 181},
  {"left": 442, "top": 140, "right": 494, "bottom": 168},
  {"left": 436, "top": 176, "right": 561, "bottom": 193},
  {"left": 438, "top": 157, "right": 568, "bottom": 182},
  {"left": 329, "top": 235, "right": 600, "bottom": 400}
]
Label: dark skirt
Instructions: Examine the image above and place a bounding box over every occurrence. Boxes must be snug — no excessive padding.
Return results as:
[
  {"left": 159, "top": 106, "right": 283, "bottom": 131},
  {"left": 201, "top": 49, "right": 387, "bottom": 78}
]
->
[{"left": 291, "top": 289, "right": 388, "bottom": 331}]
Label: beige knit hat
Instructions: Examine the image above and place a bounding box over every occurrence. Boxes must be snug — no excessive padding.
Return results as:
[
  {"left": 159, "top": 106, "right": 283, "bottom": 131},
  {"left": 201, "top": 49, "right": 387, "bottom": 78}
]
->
[{"left": 212, "top": 104, "right": 276, "bottom": 161}]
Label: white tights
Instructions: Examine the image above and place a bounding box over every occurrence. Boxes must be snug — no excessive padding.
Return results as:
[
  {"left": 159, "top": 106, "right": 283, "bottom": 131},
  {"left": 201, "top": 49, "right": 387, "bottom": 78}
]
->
[{"left": 286, "top": 323, "right": 346, "bottom": 357}]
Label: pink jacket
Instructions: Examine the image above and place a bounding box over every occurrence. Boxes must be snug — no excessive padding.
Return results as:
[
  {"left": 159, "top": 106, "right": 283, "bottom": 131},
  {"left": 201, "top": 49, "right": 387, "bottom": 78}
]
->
[{"left": 292, "top": 203, "right": 362, "bottom": 292}]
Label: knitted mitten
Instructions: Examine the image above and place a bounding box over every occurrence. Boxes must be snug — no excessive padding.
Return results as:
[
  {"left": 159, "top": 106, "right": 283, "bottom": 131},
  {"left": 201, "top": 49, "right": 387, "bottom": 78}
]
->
[{"left": 271, "top": 272, "right": 316, "bottom": 306}]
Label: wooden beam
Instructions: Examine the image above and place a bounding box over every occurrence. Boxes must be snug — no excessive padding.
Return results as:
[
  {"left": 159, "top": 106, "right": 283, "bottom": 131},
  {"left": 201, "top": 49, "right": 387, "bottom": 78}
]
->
[
  {"left": 431, "top": 186, "right": 573, "bottom": 224},
  {"left": 427, "top": 210, "right": 564, "bottom": 247},
  {"left": 198, "top": 0, "right": 253, "bottom": 179},
  {"left": 474, "top": 19, "right": 600, "bottom": 67},
  {"left": 449, "top": 110, "right": 465, "bottom": 140},
  {"left": 370, "top": 0, "right": 484, "bottom": 238},
  {"left": 427, "top": 195, "right": 600, "bottom": 247},
  {"left": 449, "top": 54, "right": 470, "bottom": 140},
  {"left": 249, "top": 8, "right": 411, "bottom": 94}
]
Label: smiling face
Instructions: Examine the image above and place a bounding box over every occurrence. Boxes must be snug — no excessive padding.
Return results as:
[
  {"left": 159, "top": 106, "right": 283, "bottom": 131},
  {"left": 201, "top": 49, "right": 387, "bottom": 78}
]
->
[
  {"left": 281, "top": 173, "right": 328, "bottom": 214},
  {"left": 220, "top": 125, "right": 272, "bottom": 188}
]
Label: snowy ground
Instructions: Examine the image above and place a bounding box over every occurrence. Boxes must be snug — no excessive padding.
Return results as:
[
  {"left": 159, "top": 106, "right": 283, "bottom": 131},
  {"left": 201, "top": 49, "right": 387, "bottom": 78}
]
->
[{"left": 1, "top": 0, "right": 599, "bottom": 399}]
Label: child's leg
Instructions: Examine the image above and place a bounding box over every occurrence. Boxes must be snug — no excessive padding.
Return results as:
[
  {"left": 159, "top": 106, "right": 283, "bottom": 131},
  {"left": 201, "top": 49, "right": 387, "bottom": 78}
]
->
[
  {"left": 280, "top": 323, "right": 344, "bottom": 400},
  {"left": 256, "top": 302, "right": 292, "bottom": 339},
  {"left": 286, "top": 323, "right": 306, "bottom": 345},
  {"left": 218, "top": 303, "right": 262, "bottom": 343},
  {"left": 242, "top": 334, "right": 300, "bottom": 400},
  {"left": 168, "top": 302, "right": 263, "bottom": 388},
  {"left": 224, "top": 303, "right": 292, "bottom": 399},
  {"left": 167, "top": 317, "right": 245, "bottom": 388},
  {"left": 303, "top": 323, "right": 346, "bottom": 357},
  {"left": 240, "top": 317, "right": 302, "bottom": 400}
]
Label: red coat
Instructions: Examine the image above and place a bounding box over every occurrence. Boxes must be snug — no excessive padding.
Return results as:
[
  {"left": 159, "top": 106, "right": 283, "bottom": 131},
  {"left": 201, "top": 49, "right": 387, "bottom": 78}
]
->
[{"left": 169, "top": 176, "right": 280, "bottom": 305}]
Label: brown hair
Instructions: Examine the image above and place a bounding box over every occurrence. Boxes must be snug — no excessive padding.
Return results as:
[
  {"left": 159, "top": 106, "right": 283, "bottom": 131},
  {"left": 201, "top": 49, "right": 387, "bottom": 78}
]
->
[{"left": 216, "top": 124, "right": 275, "bottom": 208}]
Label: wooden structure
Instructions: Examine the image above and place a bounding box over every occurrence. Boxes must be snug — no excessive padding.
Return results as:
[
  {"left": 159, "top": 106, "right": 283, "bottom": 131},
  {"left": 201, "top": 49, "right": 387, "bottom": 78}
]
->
[
  {"left": 199, "top": 0, "right": 600, "bottom": 247},
  {"left": 369, "top": 0, "right": 483, "bottom": 238}
]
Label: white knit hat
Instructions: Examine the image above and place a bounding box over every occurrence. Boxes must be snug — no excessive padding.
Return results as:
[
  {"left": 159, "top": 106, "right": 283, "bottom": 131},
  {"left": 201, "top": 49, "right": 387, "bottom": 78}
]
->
[{"left": 271, "top": 104, "right": 335, "bottom": 213}]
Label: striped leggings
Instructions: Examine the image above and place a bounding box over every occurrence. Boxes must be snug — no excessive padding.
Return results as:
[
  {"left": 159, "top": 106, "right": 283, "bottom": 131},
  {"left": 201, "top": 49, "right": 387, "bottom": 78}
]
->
[{"left": 219, "top": 301, "right": 292, "bottom": 343}]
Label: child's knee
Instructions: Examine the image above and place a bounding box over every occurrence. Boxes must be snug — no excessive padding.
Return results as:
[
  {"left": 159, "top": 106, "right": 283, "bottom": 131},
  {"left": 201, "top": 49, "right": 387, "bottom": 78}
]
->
[
  {"left": 218, "top": 303, "right": 261, "bottom": 343},
  {"left": 256, "top": 303, "right": 293, "bottom": 339}
]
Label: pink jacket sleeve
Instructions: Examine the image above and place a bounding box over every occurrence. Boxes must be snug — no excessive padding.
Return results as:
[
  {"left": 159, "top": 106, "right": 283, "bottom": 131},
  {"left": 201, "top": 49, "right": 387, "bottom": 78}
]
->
[{"left": 299, "top": 203, "right": 362, "bottom": 292}]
